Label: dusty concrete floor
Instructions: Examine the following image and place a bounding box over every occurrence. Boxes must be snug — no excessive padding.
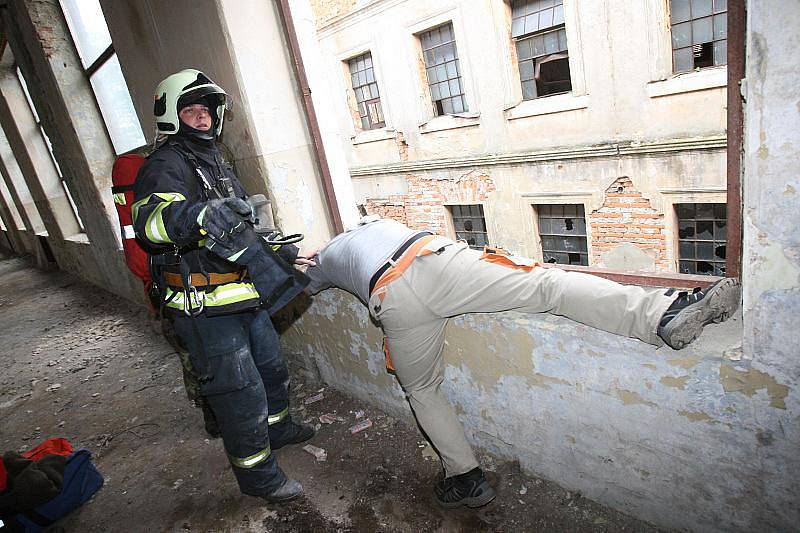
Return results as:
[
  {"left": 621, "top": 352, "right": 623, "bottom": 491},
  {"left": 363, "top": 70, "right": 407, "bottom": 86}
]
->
[{"left": 0, "top": 254, "right": 665, "bottom": 532}]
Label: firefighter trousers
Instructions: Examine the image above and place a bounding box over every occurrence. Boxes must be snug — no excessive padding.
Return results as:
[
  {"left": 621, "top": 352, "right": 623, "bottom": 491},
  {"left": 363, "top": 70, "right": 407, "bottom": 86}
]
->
[
  {"left": 173, "top": 308, "right": 295, "bottom": 494},
  {"left": 368, "top": 237, "right": 676, "bottom": 478}
]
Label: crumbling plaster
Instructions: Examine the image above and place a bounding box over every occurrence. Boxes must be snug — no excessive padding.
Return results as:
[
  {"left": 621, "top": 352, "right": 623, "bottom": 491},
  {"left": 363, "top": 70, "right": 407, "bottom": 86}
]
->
[{"left": 282, "top": 286, "right": 794, "bottom": 532}]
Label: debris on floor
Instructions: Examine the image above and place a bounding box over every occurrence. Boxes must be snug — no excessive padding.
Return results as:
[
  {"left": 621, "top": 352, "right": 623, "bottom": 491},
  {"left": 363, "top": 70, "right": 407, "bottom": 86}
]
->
[{"left": 0, "top": 255, "right": 664, "bottom": 532}]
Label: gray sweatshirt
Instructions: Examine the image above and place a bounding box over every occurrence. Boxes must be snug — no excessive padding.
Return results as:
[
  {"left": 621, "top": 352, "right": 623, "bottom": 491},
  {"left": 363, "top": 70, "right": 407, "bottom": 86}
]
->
[{"left": 305, "top": 219, "right": 419, "bottom": 304}]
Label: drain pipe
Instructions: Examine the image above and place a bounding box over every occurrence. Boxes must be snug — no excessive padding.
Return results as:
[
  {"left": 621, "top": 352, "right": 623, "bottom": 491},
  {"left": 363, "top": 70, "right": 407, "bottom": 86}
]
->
[{"left": 275, "top": 0, "right": 344, "bottom": 235}]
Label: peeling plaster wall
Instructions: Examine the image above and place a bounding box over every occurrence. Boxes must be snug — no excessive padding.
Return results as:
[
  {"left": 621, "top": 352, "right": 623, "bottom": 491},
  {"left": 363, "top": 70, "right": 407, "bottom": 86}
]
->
[
  {"left": 739, "top": 1, "right": 800, "bottom": 530},
  {"left": 282, "top": 285, "right": 794, "bottom": 532}
]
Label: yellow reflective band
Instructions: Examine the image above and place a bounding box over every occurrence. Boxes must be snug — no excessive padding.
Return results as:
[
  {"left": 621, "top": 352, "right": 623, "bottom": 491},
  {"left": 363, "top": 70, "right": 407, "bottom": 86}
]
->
[
  {"left": 267, "top": 407, "right": 289, "bottom": 425},
  {"left": 113, "top": 193, "right": 126, "bottom": 205},
  {"left": 131, "top": 192, "right": 185, "bottom": 223},
  {"left": 145, "top": 202, "right": 172, "bottom": 243},
  {"left": 227, "top": 247, "right": 247, "bottom": 262},
  {"left": 228, "top": 445, "right": 271, "bottom": 469},
  {"left": 164, "top": 282, "right": 259, "bottom": 311}
]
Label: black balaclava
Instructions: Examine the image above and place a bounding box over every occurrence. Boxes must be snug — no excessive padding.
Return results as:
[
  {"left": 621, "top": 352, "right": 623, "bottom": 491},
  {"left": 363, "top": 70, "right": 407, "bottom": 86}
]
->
[{"left": 176, "top": 95, "right": 219, "bottom": 144}]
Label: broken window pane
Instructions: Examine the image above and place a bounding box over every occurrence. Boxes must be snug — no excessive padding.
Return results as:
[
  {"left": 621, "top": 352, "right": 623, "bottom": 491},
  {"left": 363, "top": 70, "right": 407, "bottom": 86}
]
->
[
  {"left": 670, "top": 0, "right": 727, "bottom": 72},
  {"left": 449, "top": 204, "right": 489, "bottom": 249},
  {"left": 537, "top": 204, "right": 588, "bottom": 266},
  {"left": 513, "top": 2, "right": 570, "bottom": 101},
  {"left": 676, "top": 203, "right": 727, "bottom": 276}
]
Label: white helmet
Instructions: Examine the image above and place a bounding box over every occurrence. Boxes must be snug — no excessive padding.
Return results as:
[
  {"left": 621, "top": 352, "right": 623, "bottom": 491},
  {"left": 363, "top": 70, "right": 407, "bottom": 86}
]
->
[{"left": 153, "top": 68, "right": 230, "bottom": 138}]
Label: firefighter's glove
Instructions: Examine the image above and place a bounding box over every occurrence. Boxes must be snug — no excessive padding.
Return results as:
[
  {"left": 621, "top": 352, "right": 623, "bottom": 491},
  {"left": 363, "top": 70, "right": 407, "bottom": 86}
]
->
[
  {"left": 196, "top": 197, "right": 253, "bottom": 241},
  {"left": 1, "top": 452, "right": 66, "bottom": 510},
  {"left": 206, "top": 226, "right": 308, "bottom": 314}
]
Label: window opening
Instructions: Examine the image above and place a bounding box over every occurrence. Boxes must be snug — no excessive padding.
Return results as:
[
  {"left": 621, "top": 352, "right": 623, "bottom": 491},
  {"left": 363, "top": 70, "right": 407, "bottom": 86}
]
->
[
  {"left": 449, "top": 204, "right": 488, "bottom": 248},
  {"left": 16, "top": 67, "right": 84, "bottom": 231},
  {"left": 677, "top": 203, "right": 727, "bottom": 276},
  {"left": 420, "top": 23, "right": 467, "bottom": 116},
  {"left": 512, "top": 0, "right": 571, "bottom": 99},
  {"left": 348, "top": 52, "right": 385, "bottom": 130},
  {"left": 537, "top": 204, "right": 588, "bottom": 265},
  {"left": 60, "top": 0, "right": 145, "bottom": 154},
  {"left": 669, "top": 0, "right": 727, "bottom": 73}
]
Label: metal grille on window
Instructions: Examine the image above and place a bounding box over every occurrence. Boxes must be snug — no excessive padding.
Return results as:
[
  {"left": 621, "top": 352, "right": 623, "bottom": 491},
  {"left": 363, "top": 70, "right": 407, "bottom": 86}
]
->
[
  {"left": 670, "top": 0, "right": 728, "bottom": 73},
  {"left": 511, "top": 0, "right": 571, "bottom": 99},
  {"left": 420, "top": 23, "right": 467, "bottom": 116},
  {"left": 677, "top": 203, "right": 727, "bottom": 276},
  {"left": 538, "top": 204, "right": 588, "bottom": 266},
  {"left": 348, "top": 52, "right": 385, "bottom": 130},
  {"left": 449, "top": 205, "right": 488, "bottom": 248}
]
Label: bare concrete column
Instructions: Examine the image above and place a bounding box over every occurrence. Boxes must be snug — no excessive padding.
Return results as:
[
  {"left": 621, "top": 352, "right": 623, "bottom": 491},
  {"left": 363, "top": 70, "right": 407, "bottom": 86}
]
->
[
  {"left": 0, "top": 124, "right": 44, "bottom": 235},
  {"left": 0, "top": 49, "right": 80, "bottom": 240}
]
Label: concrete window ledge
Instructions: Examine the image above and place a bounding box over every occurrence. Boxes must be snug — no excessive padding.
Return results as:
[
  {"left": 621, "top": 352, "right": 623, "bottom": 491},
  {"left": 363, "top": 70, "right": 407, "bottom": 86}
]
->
[
  {"left": 351, "top": 128, "right": 398, "bottom": 145},
  {"left": 646, "top": 67, "right": 727, "bottom": 98},
  {"left": 419, "top": 112, "right": 481, "bottom": 135},
  {"left": 64, "top": 232, "right": 90, "bottom": 244},
  {"left": 505, "top": 93, "right": 589, "bottom": 121},
  {"left": 541, "top": 263, "right": 721, "bottom": 289}
]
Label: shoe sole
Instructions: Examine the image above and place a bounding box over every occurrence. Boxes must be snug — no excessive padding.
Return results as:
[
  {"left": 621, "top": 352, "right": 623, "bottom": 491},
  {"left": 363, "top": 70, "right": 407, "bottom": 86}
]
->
[
  {"left": 438, "top": 485, "right": 497, "bottom": 509},
  {"left": 660, "top": 278, "right": 741, "bottom": 350}
]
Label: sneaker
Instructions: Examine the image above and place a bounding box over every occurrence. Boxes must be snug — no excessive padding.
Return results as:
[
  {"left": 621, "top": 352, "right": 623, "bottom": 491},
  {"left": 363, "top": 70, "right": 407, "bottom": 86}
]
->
[
  {"left": 271, "top": 421, "right": 315, "bottom": 450},
  {"left": 257, "top": 478, "right": 304, "bottom": 503},
  {"left": 434, "top": 467, "right": 497, "bottom": 508},
  {"left": 658, "top": 278, "right": 741, "bottom": 350}
]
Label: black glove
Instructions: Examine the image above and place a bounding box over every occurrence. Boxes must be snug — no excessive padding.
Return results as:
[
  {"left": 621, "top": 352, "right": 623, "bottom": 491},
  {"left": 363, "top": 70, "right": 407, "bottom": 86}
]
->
[
  {"left": 197, "top": 197, "right": 252, "bottom": 241},
  {"left": 205, "top": 226, "right": 308, "bottom": 314}
]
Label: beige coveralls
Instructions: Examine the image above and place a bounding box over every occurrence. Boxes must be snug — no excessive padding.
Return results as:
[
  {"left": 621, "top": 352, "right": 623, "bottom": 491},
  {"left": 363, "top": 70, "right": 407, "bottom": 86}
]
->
[{"left": 367, "top": 235, "right": 675, "bottom": 477}]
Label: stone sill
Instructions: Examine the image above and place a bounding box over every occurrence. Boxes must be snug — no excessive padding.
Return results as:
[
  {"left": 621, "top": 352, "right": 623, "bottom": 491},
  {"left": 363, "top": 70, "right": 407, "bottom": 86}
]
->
[
  {"left": 541, "top": 263, "right": 722, "bottom": 290},
  {"left": 64, "top": 232, "right": 90, "bottom": 244},
  {"left": 646, "top": 67, "right": 727, "bottom": 98},
  {"left": 505, "top": 93, "right": 589, "bottom": 121},
  {"left": 419, "top": 113, "right": 481, "bottom": 135},
  {"left": 352, "top": 128, "right": 398, "bottom": 145}
]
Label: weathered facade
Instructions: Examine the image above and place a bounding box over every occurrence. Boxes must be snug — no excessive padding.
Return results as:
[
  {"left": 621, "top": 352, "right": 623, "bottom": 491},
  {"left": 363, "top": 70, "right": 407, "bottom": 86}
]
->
[
  {"left": 0, "top": 1, "right": 797, "bottom": 531},
  {"left": 307, "top": 0, "right": 729, "bottom": 274}
]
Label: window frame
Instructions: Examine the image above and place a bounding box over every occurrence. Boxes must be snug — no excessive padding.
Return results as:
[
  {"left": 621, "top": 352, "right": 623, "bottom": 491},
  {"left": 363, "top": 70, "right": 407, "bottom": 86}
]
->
[
  {"left": 668, "top": 0, "right": 728, "bottom": 74},
  {"left": 674, "top": 201, "right": 728, "bottom": 276},
  {"left": 346, "top": 51, "right": 386, "bottom": 131},
  {"left": 447, "top": 203, "right": 490, "bottom": 249},
  {"left": 418, "top": 22, "right": 468, "bottom": 117},
  {"left": 536, "top": 203, "right": 589, "bottom": 266},
  {"left": 58, "top": 0, "right": 145, "bottom": 155},
  {"left": 511, "top": 0, "right": 572, "bottom": 100}
]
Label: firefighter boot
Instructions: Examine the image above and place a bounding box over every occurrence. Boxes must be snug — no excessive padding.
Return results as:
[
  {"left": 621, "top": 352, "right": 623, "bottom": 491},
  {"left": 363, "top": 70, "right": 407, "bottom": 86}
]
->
[{"left": 271, "top": 421, "right": 315, "bottom": 450}]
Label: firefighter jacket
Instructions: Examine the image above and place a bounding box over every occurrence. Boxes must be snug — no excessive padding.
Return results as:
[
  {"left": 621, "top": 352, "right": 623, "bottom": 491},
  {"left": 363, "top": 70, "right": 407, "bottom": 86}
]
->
[{"left": 132, "top": 135, "right": 306, "bottom": 316}]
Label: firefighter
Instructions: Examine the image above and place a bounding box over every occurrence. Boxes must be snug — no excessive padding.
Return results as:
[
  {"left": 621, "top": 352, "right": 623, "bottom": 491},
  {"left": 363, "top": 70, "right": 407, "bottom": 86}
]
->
[{"left": 132, "top": 69, "right": 315, "bottom": 503}]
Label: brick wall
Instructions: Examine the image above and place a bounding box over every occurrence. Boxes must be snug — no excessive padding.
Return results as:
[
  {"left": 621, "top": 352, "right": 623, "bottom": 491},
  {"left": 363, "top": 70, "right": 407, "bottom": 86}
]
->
[
  {"left": 589, "top": 177, "right": 669, "bottom": 270},
  {"left": 363, "top": 197, "right": 408, "bottom": 225},
  {"left": 362, "top": 172, "right": 496, "bottom": 235}
]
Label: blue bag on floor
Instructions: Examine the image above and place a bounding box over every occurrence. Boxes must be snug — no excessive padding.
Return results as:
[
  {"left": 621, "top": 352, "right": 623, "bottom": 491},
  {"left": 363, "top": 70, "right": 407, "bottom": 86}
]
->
[{"left": 12, "top": 449, "right": 104, "bottom": 532}]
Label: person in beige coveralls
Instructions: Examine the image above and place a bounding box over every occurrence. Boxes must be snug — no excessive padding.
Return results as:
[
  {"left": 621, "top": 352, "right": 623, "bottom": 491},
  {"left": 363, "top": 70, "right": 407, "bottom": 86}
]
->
[{"left": 304, "top": 217, "right": 741, "bottom": 508}]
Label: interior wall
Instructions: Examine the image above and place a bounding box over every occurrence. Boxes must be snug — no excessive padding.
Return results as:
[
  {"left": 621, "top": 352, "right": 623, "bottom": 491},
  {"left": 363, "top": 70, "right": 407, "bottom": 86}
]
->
[
  {"left": 740, "top": 1, "right": 800, "bottom": 530},
  {"left": 101, "top": 0, "right": 337, "bottom": 249}
]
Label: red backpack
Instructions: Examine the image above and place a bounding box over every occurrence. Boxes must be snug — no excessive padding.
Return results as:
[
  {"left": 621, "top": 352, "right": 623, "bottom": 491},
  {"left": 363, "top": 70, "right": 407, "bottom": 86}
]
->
[{"left": 111, "top": 154, "right": 151, "bottom": 284}]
